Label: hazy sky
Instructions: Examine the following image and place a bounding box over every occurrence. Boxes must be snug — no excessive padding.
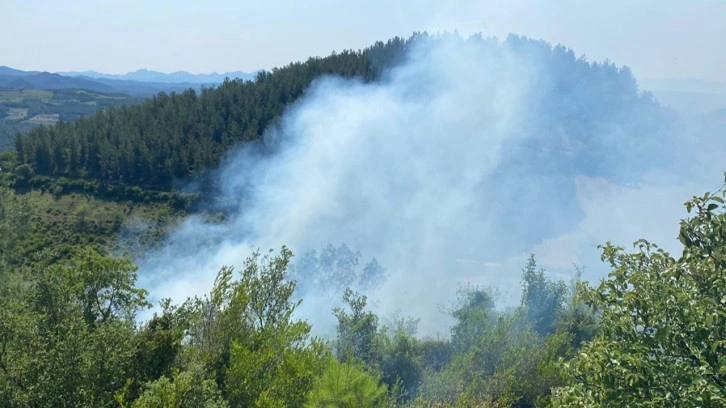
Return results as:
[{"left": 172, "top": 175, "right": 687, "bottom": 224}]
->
[{"left": 2, "top": 0, "right": 724, "bottom": 82}]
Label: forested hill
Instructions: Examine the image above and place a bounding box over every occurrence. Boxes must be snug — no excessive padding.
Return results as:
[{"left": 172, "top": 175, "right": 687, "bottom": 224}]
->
[
  {"left": 13, "top": 33, "right": 662, "bottom": 192},
  {"left": 12, "top": 36, "right": 411, "bottom": 191}
]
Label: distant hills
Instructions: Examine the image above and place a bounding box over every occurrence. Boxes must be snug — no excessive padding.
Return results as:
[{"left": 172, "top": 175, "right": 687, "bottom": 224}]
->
[
  {"left": 0, "top": 70, "right": 116, "bottom": 93},
  {"left": 59, "top": 68, "right": 258, "bottom": 84},
  {"left": 0, "top": 66, "right": 257, "bottom": 97},
  {"left": 0, "top": 65, "right": 259, "bottom": 149},
  {"left": 639, "top": 77, "right": 726, "bottom": 116}
]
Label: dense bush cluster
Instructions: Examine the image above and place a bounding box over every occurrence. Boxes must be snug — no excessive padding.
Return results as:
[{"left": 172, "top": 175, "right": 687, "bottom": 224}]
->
[{"left": 2, "top": 180, "right": 725, "bottom": 406}]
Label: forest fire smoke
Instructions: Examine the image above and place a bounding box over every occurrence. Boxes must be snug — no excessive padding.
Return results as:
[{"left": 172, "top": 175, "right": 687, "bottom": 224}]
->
[{"left": 138, "top": 33, "right": 723, "bottom": 336}]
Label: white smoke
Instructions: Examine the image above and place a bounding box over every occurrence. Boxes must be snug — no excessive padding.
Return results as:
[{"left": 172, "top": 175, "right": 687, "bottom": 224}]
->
[{"left": 137, "top": 34, "right": 725, "bottom": 336}]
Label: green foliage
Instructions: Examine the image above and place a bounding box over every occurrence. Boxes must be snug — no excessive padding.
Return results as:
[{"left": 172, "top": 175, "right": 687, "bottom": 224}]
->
[
  {"left": 70, "top": 247, "right": 150, "bottom": 324},
  {"left": 128, "top": 299, "right": 196, "bottom": 401},
  {"left": 0, "top": 249, "right": 149, "bottom": 407},
  {"left": 0, "top": 185, "right": 30, "bottom": 274},
  {"left": 12, "top": 32, "right": 656, "bottom": 194},
  {"left": 0, "top": 87, "right": 140, "bottom": 152},
  {"left": 553, "top": 185, "right": 726, "bottom": 407},
  {"left": 417, "top": 288, "right": 510, "bottom": 405},
  {"left": 127, "top": 367, "right": 228, "bottom": 408},
  {"left": 305, "top": 357, "right": 388, "bottom": 408},
  {"left": 521, "top": 254, "right": 568, "bottom": 337},
  {"left": 553, "top": 268, "right": 600, "bottom": 350},
  {"left": 378, "top": 321, "right": 425, "bottom": 401},
  {"left": 414, "top": 264, "right": 587, "bottom": 407},
  {"left": 334, "top": 289, "right": 433, "bottom": 402},
  {"left": 0, "top": 219, "right": 593, "bottom": 408},
  {"left": 450, "top": 285, "right": 497, "bottom": 353},
  {"left": 0, "top": 186, "right": 184, "bottom": 271},
  {"left": 12, "top": 163, "right": 34, "bottom": 185},
  {"left": 334, "top": 288, "right": 383, "bottom": 365},
  {"left": 184, "top": 247, "right": 327, "bottom": 407}
]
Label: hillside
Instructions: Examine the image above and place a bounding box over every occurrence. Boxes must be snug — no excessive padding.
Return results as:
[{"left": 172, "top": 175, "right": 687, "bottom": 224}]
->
[
  {"left": 12, "top": 34, "right": 664, "bottom": 194},
  {"left": 0, "top": 36, "right": 412, "bottom": 260},
  {"left": 0, "top": 88, "right": 143, "bottom": 150},
  {"left": 6, "top": 33, "right": 675, "bottom": 274},
  {"left": 0, "top": 65, "right": 255, "bottom": 98},
  {"left": 0, "top": 66, "right": 254, "bottom": 151},
  {"left": 0, "top": 71, "right": 116, "bottom": 93},
  {"left": 12, "top": 46, "right": 389, "bottom": 190}
]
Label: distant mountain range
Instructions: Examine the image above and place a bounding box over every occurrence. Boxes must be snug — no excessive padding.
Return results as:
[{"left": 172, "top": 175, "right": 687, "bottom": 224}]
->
[
  {"left": 59, "top": 68, "right": 257, "bottom": 84},
  {"left": 0, "top": 70, "right": 116, "bottom": 93},
  {"left": 0, "top": 66, "right": 257, "bottom": 97}
]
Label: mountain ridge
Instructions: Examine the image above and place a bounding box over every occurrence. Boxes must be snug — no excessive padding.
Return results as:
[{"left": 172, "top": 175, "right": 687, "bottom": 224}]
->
[
  {"left": 0, "top": 66, "right": 257, "bottom": 96},
  {"left": 59, "top": 68, "right": 258, "bottom": 84}
]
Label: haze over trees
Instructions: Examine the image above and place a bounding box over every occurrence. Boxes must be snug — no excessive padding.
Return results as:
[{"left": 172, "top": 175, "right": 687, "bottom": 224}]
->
[
  {"left": 13, "top": 33, "right": 663, "bottom": 192},
  {"left": 0, "top": 32, "right": 724, "bottom": 406}
]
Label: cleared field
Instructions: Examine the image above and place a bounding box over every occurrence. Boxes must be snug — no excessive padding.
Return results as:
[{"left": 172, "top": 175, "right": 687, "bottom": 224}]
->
[
  {"left": 5, "top": 108, "right": 28, "bottom": 121},
  {"left": 27, "top": 113, "right": 60, "bottom": 125},
  {"left": 0, "top": 89, "right": 53, "bottom": 102}
]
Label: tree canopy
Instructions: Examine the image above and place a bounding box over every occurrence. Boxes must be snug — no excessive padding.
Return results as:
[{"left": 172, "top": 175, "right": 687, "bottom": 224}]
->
[{"left": 553, "top": 185, "right": 726, "bottom": 407}]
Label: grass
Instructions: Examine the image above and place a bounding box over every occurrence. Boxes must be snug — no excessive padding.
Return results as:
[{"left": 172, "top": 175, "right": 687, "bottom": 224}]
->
[
  {"left": 8, "top": 187, "right": 184, "bottom": 266},
  {"left": 0, "top": 149, "right": 187, "bottom": 268}
]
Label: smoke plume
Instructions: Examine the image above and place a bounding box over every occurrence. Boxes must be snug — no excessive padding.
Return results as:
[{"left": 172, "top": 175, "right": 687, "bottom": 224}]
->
[{"left": 137, "top": 33, "right": 725, "bottom": 336}]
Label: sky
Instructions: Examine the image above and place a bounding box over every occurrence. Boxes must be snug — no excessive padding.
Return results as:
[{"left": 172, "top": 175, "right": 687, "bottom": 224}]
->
[{"left": 1, "top": 0, "right": 725, "bottom": 82}]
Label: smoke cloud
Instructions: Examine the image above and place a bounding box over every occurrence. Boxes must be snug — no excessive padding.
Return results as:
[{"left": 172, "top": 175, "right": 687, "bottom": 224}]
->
[{"left": 137, "top": 34, "right": 725, "bottom": 336}]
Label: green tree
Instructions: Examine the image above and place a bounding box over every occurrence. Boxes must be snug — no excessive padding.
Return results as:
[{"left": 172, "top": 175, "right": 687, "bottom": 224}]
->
[
  {"left": 449, "top": 285, "right": 497, "bottom": 353},
  {"left": 304, "top": 357, "right": 387, "bottom": 408},
  {"left": 127, "top": 298, "right": 196, "bottom": 401},
  {"left": 333, "top": 288, "right": 383, "bottom": 365},
  {"left": 521, "top": 254, "right": 567, "bottom": 337},
  {"left": 378, "top": 320, "right": 424, "bottom": 401},
  {"left": 0, "top": 249, "right": 148, "bottom": 407},
  {"left": 126, "top": 366, "right": 228, "bottom": 408},
  {"left": 553, "top": 185, "right": 726, "bottom": 407},
  {"left": 186, "top": 247, "right": 326, "bottom": 407}
]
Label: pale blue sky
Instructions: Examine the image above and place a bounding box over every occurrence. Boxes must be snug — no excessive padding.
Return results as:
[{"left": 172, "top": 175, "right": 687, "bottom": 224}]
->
[{"left": 1, "top": 0, "right": 724, "bottom": 81}]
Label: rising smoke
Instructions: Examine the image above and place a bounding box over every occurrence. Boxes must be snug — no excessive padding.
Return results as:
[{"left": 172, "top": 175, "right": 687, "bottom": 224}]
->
[{"left": 137, "top": 33, "right": 726, "bottom": 336}]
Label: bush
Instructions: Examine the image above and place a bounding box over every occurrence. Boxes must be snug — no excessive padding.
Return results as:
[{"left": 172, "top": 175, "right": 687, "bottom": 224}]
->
[{"left": 305, "top": 358, "right": 387, "bottom": 408}]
